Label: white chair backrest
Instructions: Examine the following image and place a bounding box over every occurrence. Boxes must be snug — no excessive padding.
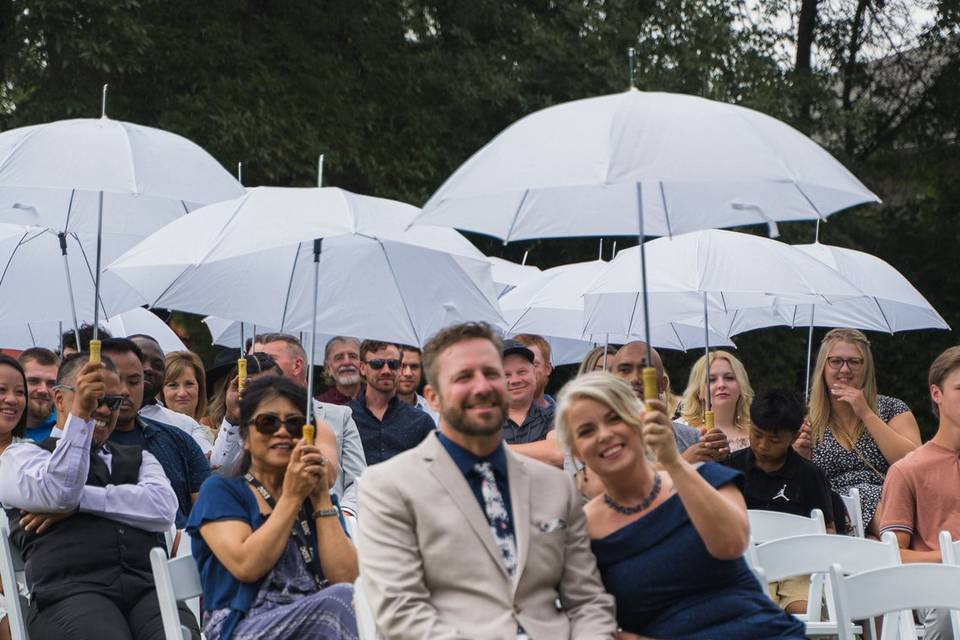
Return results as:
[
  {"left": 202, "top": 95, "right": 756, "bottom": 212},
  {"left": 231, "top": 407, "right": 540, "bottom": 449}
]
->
[
  {"left": 938, "top": 531, "right": 960, "bottom": 635},
  {"left": 748, "top": 508, "right": 826, "bottom": 543},
  {"left": 150, "top": 546, "right": 203, "bottom": 640},
  {"left": 940, "top": 531, "right": 960, "bottom": 565},
  {"left": 829, "top": 563, "right": 960, "bottom": 640},
  {"left": 840, "top": 488, "right": 865, "bottom": 537},
  {"left": 0, "top": 517, "right": 28, "bottom": 640},
  {"left": 754, "top": 532, "right": 900, "bottom": 582},
  {"left": 354, "top": 574, "right": 379, "bottom": 640}
]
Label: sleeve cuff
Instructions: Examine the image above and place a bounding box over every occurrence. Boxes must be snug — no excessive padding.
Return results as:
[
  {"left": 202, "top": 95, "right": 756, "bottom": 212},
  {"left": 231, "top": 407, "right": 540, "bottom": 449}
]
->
[{"left": 78, "top": 486, "right": 106, "bottom": 515}]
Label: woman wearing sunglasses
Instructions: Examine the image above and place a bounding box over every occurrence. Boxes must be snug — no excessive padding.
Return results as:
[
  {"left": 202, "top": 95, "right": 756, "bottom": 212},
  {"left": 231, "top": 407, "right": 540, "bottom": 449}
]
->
[
  {"left": 187, "top": 375, "right": 358, "bottom": 640},
  {"left": 796, "top": 328, "right": 920, "bottom": 537}
]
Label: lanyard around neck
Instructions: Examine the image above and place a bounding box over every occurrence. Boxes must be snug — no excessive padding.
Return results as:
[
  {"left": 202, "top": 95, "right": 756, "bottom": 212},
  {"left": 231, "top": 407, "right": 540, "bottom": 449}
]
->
[{"left": 244, "top": 472, "right": 325, "bottom": 589}]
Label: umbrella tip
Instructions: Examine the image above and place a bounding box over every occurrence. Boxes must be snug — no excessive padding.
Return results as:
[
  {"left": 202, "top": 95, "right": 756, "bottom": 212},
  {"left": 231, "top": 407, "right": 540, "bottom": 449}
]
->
[
  {"left": 627, "top": 47, "right": 637, "bottom": 90},
  {"left": 101, "top": 84, "right": 109, "bottom": 118}
]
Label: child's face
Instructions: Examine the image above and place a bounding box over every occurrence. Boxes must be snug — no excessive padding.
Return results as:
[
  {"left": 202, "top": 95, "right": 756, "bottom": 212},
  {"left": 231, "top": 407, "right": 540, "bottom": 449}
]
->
[{"left": 749, "top": 425, "right": 798, "bottom": 466}]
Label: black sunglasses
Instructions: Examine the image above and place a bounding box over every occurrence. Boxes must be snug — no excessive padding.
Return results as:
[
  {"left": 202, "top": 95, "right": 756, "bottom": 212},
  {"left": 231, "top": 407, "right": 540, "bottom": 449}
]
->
[
  {"left": 366, "top": 358, "right": 401, "bottom": 371},
  {"left": 248, "top": 414, "right": 307, "bottom": 438},
  {"left": 54, "top": 385, "right": 124, "bottom": 412}
]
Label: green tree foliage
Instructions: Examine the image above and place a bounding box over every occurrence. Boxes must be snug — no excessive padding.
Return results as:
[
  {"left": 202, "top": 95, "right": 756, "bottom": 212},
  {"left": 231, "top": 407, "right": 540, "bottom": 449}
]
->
[{"left": 0, "top": 0, "right": 957, "bottom": 435}]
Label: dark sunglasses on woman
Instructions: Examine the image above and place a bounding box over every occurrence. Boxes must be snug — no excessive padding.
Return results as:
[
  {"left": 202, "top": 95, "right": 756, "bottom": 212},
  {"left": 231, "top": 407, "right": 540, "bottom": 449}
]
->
[{"left": 249, "top": 413, "right": 308, "bottom": 438}]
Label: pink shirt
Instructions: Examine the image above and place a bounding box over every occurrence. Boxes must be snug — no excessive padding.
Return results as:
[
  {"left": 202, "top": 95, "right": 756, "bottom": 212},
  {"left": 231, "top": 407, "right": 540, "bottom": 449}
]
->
[{"left": 878, "top": 440, "right": 960, "bottom": 552}]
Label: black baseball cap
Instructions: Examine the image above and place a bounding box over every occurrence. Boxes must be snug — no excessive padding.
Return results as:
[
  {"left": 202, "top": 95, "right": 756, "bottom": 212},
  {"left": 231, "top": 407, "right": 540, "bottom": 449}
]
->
[{"left": 502, "top": 339, "right": 534, "bottom": 364}]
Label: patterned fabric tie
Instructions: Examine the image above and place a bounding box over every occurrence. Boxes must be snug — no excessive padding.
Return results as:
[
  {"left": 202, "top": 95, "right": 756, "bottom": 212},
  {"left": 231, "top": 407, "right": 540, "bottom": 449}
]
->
[
  {"left": 473, "top": 461, "right": 517, "bottom": 575},
  {"left": 474, "top": 462, "right": 528, "bottom": 640}
]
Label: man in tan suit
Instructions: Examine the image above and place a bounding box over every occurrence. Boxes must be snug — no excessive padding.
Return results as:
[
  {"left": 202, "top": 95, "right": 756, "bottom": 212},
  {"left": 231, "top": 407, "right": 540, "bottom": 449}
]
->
[{"left": 358, "top": 323, "right": 617, "bottom": 639}]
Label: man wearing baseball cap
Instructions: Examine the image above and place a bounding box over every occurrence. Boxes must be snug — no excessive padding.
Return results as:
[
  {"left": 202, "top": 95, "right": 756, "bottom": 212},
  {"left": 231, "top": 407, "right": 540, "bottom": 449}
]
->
[{"left": 501, "top": 339, "right": 563, "bottom": 468}]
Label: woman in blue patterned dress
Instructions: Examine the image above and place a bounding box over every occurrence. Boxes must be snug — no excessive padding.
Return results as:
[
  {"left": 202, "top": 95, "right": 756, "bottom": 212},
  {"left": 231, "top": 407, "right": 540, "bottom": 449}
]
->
[
  {"left": 796, "top": 328, "right": 920, "bottom": 536},
  {"left": 187, "top": 376, "right": 358, "bottom": 640},
  {"left": 556, "top": 373, "right": 804, "bottom": 639}
]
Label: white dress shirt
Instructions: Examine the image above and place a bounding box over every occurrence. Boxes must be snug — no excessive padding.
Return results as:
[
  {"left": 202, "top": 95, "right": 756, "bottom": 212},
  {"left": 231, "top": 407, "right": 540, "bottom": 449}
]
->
[
  {"left": 140, "top": 402, "right": 214, "bottom": 454},
  {"left": 0, "top": 414, "right": 178, "bottom": 533}
]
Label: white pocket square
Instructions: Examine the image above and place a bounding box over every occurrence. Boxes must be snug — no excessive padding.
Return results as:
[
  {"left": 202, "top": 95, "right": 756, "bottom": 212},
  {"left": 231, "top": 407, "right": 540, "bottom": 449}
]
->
[{"left": 537, "top": 518, "right": 567, "bottom": 533}]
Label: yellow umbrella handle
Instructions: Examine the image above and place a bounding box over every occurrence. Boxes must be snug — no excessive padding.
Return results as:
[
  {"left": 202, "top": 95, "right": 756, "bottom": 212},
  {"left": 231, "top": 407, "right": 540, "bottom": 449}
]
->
[
  {"left": 302, "top": 423, "right": 315, "bottom": 446},
  {"left": 89, "top": 339, "right": 101, "bottom": 364},
  {"left": 642, "top": 367, "right": 658, "bottom": 409},
  {"left": 237, "top": 357, "right": 248, "bottom": 396},
  {"left": 704, "top": 410, "right": 715, "bottom": 431}
]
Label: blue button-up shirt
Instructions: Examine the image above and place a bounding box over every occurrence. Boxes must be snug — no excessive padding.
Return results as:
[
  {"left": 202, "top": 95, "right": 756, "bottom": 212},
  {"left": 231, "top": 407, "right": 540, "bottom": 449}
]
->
[
  {"left": 436, "top": 431, "right": 514, "bottom": 536},
  {"left": 109, "top": 416, "right": 210, "bottom": 527},
  {"left": 349, "top": 392, "right": 435, "bottom": 466}
]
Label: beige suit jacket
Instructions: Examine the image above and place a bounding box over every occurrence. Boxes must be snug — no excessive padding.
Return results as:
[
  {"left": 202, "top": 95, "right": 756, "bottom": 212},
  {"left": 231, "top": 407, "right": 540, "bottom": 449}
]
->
[{"left": 358, "top": 433, "right": 617, "bottom": 639}]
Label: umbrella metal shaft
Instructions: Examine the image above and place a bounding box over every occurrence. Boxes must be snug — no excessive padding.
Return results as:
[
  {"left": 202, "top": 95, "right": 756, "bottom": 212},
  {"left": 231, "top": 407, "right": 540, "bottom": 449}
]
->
[{"left": 305, "top": 239, "right": 323, "bottom": 425}]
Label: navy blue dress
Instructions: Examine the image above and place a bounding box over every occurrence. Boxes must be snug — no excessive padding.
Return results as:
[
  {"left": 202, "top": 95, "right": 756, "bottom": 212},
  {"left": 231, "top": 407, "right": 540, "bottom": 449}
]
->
[{"left": 591, "top": 463, "right": 806, "bottom": 639}]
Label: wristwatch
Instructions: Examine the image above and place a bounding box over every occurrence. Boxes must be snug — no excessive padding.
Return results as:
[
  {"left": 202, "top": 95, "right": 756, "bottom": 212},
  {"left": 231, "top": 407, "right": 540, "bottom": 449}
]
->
[{"left": 315, "top": 505, "right": 340, "bottom": 518}]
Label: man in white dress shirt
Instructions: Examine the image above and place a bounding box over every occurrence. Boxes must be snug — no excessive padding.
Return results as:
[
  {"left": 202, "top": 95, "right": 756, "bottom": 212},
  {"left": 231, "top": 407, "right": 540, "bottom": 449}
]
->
[{"left": 0, "top": 353, "right": 199, "bottom": 639}]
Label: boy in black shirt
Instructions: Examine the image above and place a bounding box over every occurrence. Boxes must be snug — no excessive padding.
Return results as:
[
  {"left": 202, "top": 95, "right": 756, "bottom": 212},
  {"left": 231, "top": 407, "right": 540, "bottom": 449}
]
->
[{"left": 726, "top": 388, "right": 835, "bottom": 614}]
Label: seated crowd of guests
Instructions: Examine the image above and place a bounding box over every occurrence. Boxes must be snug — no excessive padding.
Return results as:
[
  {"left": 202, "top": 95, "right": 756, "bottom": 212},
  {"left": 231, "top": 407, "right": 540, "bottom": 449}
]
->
[{"left": 0, "top": 321, "right": 957, "bottom": 639}]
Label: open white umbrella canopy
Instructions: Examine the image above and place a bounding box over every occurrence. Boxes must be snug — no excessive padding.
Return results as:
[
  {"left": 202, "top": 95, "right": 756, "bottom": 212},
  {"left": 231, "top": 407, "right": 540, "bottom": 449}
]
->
[
  {"left": 0, "top": 118, "right": 242, "bottom": 202},
  {"left": 0, "top": 307, "right": 186, "bottom": 353},
  {"left": 780, "top": 242, "right": 949, "bottom": 333},
  {"left": 0, "top": 223, "right": 145, "bottom": 327},
  {"left": 500, "top": 259, "right": 736, "bottom": 351},
  {"left": 108, "top": 187, "right": 505, "bottom": 347},
  {"left": 0, "top": 117, "right": 243, "bottom": 336},
  {"left": 415, "top": 90, "right": 879, "bottom": 241},
  {"left": 582, "top": 230, "right": 866, "bottom": 337},
  {"left": 203, "top": 317, "right": 335, "bottom": 360}
]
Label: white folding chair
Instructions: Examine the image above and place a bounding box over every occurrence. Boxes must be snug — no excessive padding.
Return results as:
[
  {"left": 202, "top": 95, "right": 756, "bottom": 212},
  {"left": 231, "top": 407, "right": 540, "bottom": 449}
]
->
[
  {"left": 840, "top": 488, "right": 865, "bottom": 538},
  {"left": 353, "top": 575, "right": 380, "bottom": 640},
  {"left": 829, "top": 563, "right": 960, "bottom": 640},
  {"left": 753, "top": 532, "right": 901, "bottom": 638},
  {"left": 0, "top": 516, "right": 28, "bottom": 640},
  {"left": 150, "top": 545, "right": 203, "bottom": 640},
  {"left": 938, "top": 531, "right": 960, "bottom": 636},
  {"left": 747, "top": 508, "right": 826, "bottom": 543}
]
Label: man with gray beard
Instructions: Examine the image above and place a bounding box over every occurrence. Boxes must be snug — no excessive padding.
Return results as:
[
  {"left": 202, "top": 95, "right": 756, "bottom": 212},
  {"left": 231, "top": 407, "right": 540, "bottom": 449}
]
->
[{"left": 318, "top": 336, "right": 363, "bottom": 405}]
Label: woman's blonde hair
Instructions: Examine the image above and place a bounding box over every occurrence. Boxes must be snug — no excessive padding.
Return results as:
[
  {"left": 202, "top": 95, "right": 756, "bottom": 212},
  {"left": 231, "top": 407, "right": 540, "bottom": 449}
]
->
[
  {"left": 577, "top": 345, "right": 618, "bottom": 376},
  {"left": 808, "top": 328, "right": 877, "bottom": 445},
  {"left": 680, "top": 350, "right": 753, "bottom": 429},
  {"left": 555, "top": 372, "right": 647, "bottom": 455},
  {"left": 162, "top": 351, "right": 207, "bottom": 420}
]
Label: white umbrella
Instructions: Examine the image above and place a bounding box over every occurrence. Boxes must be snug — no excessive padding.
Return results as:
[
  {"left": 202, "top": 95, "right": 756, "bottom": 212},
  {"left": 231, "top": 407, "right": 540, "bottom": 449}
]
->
[
  {"left": 413, "top": 88, "right": 878, "bottom": 402},
  {"left": 107, "top": 187, "right": 503, "bottom": 344},
  {"left": 584, "top": 230, "right": 866, "bottom": 424},
  {"left": 487, "top": 256, "right": 541, "bottom": 297},
  {"left": 500, "top": 259, "right": 737, "bottom": 351},
  {"left": 0, "top": 308, "right": 186, "bottom": 354},
  {"left": 416, "top": 90, "right": 878, "bottom": 240},
  {"left": 0, "top": 223, "right": 145, "bottom": 329},
  {"left": 0, "top": 115, "right": 243, "bottom": 342},
  {"left": 783, "top": 242, "right": 949, "bottom": 398}
]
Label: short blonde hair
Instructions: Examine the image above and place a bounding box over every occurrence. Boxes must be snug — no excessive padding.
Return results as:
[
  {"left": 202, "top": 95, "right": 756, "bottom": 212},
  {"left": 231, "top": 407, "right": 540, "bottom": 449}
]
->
[
  {"left": 808, "top": 328, "right": 877, "bottom": 443},
  {"left": 163, "top": 351, "right": 207, "bottom": 420},
  {"left": 680, "top": 350, "right": 753, "bottom": 429},
  {"left": 555, "top": 372, "right": 645, "bottom": 454},
  {"left": 577, "top": 345, "right": 618, "bottom": 376}
]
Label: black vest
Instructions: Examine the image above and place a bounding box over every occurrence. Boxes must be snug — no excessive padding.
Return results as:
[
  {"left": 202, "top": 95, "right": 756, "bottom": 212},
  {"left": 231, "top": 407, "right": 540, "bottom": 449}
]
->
[{"left": 6, "top": 438, "right": 165, "bottom": 608}]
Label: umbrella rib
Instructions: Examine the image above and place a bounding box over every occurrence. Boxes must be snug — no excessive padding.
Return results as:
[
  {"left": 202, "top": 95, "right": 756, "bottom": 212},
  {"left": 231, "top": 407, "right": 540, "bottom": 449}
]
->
[
  {"left": 62, "top": 188, "right": 77, "bottom": 232},
  {"left": 0, "top": 228, "right": 31, "bottom": 289},
  {"left": 279, "top": 243, "right": 304, "bottom": 332},
  {"left": 626, "top": 292, "right": 640, "bottom": 337},
  {"left": 117, "top": 121, "right": 141, "bottom": 194},
  {"left": 503, "top": 190, "right": 530, "bottom": 244},
  {"left": 72, "top": 232, "right": 110, "bottom": 320},
  {"left": 793, "top": 182, "right": 826, "bottom": 221},
  {"left": 27, "top": 323, "right": 37, "bottom": 347},
  {"left": 658, "top": 182, "right": 674, "bottom": 239},
  {"left": 873, "top": 297, "right": 894, "bottom": 334},
  {"left": 669, "top": 323, "right": 684, "bottom": 351},
  {"left": 376, "top": 239, "right": 422, "bottom": 346},
  {"left": 507, "top": 307, "right": 532, "bottom": 334}
]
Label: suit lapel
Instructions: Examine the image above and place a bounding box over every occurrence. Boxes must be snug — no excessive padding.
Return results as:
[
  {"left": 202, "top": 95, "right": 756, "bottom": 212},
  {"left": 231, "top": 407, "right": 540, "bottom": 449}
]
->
[
  {"left": 506, "top": 449, "right": 531, "bottom": 592},
  {"left": 424, "top": 436, "right": 511, "bottom": 580}
]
